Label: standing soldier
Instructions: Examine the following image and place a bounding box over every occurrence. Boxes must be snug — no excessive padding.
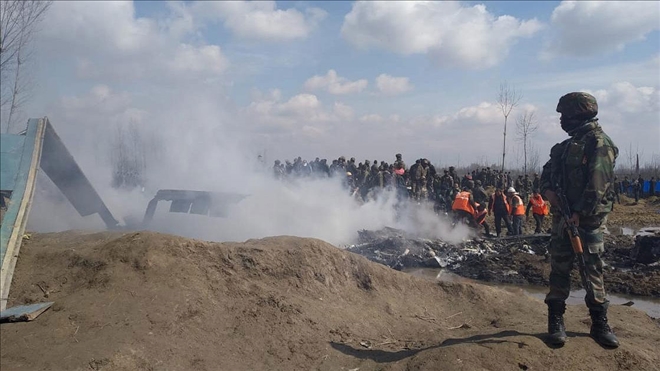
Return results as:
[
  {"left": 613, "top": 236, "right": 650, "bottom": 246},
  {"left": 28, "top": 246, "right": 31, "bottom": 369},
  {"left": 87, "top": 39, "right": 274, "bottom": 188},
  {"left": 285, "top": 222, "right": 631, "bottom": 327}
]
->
[
  {"left": 613, "top": 176, "right": 621, "bottom": 204},
  {"left": 273, "top": 160, "right": 284, "bottom": 179},
  {"left": 532, "top": 173, "right": 540, "bottom": 192},
  {"left": 473, "top": 180, "right": 489, "bottom": 206},
  {"left": 632, "top": 179, "right": 640, "bottom": 203},
  {"left": 526, "top": 189, "right": 549, "bottom": 234},
  {"left": 650, "top": 177, "right": 656, "bottom": 197},
  {"left": 540, "top": 92, "right": 619, "bottom": 348},
  {"left": 635, "top": 175, "right": 644, "bottom": 200},
  {"left": 394, "top": 153, "right": 406, "bottom": 171},
  {"left": 515, "top": 176, "right": 524, "bottom": 198},
  {"left": 409, "top": 159, "right": 421, "bottom": 199},
  {"left": 523, "top": 174, "right": 533, "bottom": 203},
  {"left": 448, "top": 166, "right": 458, "bottom": 184},
  {"left": 622, "top": 176, "right": 631, "bottom": 197},
  {"left": 418, "top": 159, "right": 430, "bottom": 201}
]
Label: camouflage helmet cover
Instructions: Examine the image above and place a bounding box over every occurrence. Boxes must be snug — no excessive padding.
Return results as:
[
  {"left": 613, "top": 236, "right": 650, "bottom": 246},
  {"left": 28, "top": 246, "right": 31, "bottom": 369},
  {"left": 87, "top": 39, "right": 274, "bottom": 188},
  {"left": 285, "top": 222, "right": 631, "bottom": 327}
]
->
[{"left": 556, "top": 92, "right": 598, "bottom": 119}]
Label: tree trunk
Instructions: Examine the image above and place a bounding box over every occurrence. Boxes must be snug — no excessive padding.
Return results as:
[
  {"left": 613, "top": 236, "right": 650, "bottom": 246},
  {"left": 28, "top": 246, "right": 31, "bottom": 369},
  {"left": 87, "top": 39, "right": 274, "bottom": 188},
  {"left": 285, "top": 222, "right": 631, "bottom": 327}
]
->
[
  {"left": 501, "top": 115, "right": 508, "bottom": 172},
  {"left": 523, "top": 134, "right": 527, "bottom": 175},
  {"left": 5, "top": 26, "right": 23, "bottom": 133}
]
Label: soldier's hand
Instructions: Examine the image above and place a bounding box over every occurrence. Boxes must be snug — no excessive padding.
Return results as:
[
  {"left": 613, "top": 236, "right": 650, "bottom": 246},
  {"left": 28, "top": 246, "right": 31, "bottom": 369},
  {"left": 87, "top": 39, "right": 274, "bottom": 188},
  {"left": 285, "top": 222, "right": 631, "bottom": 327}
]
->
[{"left": 568, "top": 212, "right": 580, "bottom": 227}]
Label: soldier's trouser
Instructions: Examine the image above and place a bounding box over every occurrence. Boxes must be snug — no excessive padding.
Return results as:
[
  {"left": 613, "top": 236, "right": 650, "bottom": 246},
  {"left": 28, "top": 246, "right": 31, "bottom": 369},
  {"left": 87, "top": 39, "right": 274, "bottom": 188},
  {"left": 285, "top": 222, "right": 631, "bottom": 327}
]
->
[
  {"left": 533, "top": 214, "right": 544, "bottom": 234},
  {"left": 417, "top": 183, "right": 427, "bottom": 200},
  {"left": 494, "top": 212, "right": 512, "bottom": 236},
  {"left": 512, "top": 215, "right": 523, "bottom": 235},
  {"left": 545, "top": 215, "right": 609, "bottom": 310}
]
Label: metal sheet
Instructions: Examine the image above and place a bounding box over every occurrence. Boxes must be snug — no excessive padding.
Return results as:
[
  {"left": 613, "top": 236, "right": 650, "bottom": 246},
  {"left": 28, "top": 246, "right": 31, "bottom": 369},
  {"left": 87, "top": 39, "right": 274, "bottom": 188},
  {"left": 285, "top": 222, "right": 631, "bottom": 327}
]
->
[
  {"left": 0, "top": 136, "right": 26, "bottom": 191},
  {"left": 39, "top": 121, "right": 118, "bottom": 228}
]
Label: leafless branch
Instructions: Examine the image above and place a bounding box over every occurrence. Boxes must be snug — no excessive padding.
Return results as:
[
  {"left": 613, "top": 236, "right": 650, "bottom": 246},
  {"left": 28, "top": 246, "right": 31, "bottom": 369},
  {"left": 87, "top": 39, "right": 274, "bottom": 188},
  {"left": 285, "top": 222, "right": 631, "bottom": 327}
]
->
[
  {"left": 497, "top": 82, "right": 523, "bottom": 172},
  {"left": 1, "top": 0, "right": 51, "bottom": 132}
]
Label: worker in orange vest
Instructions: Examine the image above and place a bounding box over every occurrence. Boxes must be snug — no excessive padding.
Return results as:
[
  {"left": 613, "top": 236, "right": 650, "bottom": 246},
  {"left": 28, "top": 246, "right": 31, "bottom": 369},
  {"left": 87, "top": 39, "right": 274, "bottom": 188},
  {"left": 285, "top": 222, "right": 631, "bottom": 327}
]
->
[
  {"left": 526, "top": 189, "right": 549, "bottom": 234},
  {"left": 507, "top": 187, "right": 525, "bottom": 235},
  {"left": 452, "top": 186, "right": 478, "bottom": 228}
]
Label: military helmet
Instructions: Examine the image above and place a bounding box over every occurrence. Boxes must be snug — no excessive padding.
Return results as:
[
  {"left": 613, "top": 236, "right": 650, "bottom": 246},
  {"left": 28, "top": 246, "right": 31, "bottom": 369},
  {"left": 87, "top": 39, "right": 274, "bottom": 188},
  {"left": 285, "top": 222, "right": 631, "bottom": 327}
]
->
[
  {"left": 475, "top": 180, "right": 482, "bottom": 186},
  {"left": 395, "top": 153, "right": 402, "bottom": 159},
  {"left": 556, "top": 92, "right": 598, "bottom": 119},
  {"left": 449, "top": 166, "right": 455, "bottom": 170},
  {"left": 274, "top": 160, "right": 280, "bottom": 164}
]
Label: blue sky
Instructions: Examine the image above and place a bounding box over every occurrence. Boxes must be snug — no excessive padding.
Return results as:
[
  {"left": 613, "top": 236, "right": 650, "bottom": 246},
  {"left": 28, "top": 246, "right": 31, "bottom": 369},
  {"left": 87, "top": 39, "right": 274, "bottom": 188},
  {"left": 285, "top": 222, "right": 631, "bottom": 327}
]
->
[{"left": 6, "top": 1, "right": 660, "bottom": 173}]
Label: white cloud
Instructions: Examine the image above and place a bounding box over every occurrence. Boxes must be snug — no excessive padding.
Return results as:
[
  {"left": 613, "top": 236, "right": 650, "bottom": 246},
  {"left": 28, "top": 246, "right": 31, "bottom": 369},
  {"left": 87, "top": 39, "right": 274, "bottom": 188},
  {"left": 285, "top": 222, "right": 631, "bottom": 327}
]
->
[
  {"left": 544, "top": 1, "right": 660, "bottom": 58},
  {"left": 516, "top": 54, "right": 660, "bottom": 92},
  {"left": 304, "top": 70, "right": 369, "bottom": 95},
  {"left": 243, "top": 90, "right": 357, "bottom": 135},
  {"left": 193, "top": 1, "right": 327, "bottom": 41},
  {"left": 333, "top": 102, "right": 355, "bottom": 120},
  {"left": 39, "top": 1, "right": 228, "bottom": 82},
  {"left": 360, "top": 114, "right": 384, "bottom": 123},
  {"left": 167, "top": 44, "right": 229, "bottom": 75},
  {"left": 375, "top": 74, "right": 413, "bottom": 95},
  {"left": 587, "top": 82, "right": 659, "bottom": 114},
  {"left": 341, "top": 2, "right": 542, "bottom": 69}
]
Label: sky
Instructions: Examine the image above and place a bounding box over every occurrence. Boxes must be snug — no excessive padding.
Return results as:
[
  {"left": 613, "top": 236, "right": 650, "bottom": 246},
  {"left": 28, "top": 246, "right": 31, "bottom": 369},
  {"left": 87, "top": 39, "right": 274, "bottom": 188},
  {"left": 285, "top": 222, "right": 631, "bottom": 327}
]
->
[
  {"left": 14, "top": 0, "right": 659, "bottom": 168},
  {"left": 3, "top": 0, "right": 658, "bottom": 241}
]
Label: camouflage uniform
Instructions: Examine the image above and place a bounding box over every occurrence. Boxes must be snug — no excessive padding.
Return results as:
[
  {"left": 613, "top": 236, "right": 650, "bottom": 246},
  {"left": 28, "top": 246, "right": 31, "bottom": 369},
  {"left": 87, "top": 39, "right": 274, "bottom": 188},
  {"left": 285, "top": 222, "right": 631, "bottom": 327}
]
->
[{"left": 540, "top": 92, "right": 619, "bottom": 347}]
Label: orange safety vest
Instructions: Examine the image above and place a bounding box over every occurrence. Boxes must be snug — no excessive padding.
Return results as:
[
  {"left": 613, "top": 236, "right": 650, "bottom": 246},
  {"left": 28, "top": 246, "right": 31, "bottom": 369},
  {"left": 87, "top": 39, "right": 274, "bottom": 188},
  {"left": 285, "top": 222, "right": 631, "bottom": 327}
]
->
[
  {"left": 474, "top": 206, "right": 487, "bottom": 225},
  {"left": 530, "top": 195, "right": 549, "bottom": 215},
  {"left": 452, "top": 191, "right": 475, "bottom": 215},
  {"left": 511, "top": 195, "right": 525, "bottom": 216}
]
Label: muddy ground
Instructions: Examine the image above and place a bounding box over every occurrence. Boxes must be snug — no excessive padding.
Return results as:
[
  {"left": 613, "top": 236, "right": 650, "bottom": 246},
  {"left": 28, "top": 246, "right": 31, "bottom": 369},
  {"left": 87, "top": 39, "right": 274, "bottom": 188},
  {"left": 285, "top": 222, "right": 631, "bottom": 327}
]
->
[
  {"left": 2, "top": 231, "right": 660, "bottom": 371},
  {"left": 349, "top": 198, "right": 660, "bottom": 298}
]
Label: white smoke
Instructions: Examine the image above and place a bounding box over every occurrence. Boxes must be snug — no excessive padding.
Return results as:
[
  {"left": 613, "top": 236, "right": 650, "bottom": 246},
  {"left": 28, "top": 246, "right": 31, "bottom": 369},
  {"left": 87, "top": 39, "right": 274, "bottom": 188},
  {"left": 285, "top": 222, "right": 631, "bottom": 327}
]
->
[{"left": 26, "top": 84, "right": 470, "bottom": 246}]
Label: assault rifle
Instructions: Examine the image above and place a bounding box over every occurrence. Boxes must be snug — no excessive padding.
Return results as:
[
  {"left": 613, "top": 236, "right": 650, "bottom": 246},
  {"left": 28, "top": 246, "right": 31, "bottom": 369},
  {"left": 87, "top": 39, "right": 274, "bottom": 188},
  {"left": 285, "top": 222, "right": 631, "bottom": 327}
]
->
[{"left": 555, "top": 188, "right": 596, "bottom": 302}]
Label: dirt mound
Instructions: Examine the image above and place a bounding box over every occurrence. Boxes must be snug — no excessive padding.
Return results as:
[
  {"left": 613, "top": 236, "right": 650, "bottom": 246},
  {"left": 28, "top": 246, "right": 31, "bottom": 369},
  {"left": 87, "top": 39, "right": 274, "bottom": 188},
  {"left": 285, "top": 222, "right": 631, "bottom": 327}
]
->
[{"left": 2, "top": 231, "right": 660, "bottom": 371}]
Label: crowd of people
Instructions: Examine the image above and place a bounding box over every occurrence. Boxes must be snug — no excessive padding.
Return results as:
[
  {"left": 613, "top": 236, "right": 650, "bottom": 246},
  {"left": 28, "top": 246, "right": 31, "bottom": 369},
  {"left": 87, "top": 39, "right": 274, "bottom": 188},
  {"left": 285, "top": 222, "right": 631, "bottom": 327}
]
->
[
  {"left": 270, "top": 152, "right": 657, "bottom": 240},
  {"left": 614, "top": 175, "right": 656, "bottom": 203},
  {"left": 271, "top": 153, "right": 552, "bottom": 237}
]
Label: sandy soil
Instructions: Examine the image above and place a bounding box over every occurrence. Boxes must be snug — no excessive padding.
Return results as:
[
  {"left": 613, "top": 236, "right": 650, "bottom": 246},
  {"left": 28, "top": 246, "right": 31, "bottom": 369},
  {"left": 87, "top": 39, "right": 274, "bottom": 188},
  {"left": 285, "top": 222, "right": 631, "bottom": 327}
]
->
[{"left": 2, "top": 231, "right": 660, "bottom": 371}]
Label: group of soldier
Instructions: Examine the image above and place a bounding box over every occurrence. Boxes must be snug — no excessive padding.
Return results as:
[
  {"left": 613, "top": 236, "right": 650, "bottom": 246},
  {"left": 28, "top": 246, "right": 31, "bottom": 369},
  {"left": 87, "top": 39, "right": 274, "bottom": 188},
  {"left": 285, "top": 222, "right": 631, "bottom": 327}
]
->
[
  {"left": 614, "top": 175, "right": 656, "bottom": 203},
  {"left": 271, "top": 153, "right": 551, "bottom": 237},
  {"left": 272, "top": 154, "right": 541, "bottom": 204}
]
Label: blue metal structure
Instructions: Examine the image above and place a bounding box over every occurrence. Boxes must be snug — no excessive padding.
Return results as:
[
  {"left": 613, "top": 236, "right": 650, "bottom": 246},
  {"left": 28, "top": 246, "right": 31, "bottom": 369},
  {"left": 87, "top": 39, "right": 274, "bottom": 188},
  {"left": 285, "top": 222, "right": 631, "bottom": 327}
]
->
[{"left": 0, "top": 118, "right": 118, "bottom": 310}]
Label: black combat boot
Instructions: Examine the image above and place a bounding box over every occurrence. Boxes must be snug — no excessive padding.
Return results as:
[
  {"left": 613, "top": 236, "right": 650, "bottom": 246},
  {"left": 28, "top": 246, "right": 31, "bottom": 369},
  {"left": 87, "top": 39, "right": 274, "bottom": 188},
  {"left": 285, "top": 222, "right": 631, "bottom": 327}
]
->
[
  {"left": 589, "top": 309, "right": 619, "bottom": 348},
  {"left": 546, "top": 300, "right": 567, "bottom": 346}
]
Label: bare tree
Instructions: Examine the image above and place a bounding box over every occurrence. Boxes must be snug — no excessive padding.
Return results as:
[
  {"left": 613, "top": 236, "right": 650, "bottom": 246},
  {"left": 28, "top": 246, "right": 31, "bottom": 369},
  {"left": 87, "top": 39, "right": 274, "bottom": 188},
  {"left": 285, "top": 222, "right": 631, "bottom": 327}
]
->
[
  {"left": 497, "top": 82, "right": 522, "bottom": 172},
  {"left": 515, "top": 110, "right": 538, "bottom": 175},
  {"left": 0, "top": 0, "right": 51, "bottom": 133},
  {"left": 110, "top": 121, "right": 147, "bottom": 191},
  {"left": 621, "top": 142, "right": 645, "bottom": 176},
  {"left": 527, "top": 142, "right": 541, "bottom": 174}
]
